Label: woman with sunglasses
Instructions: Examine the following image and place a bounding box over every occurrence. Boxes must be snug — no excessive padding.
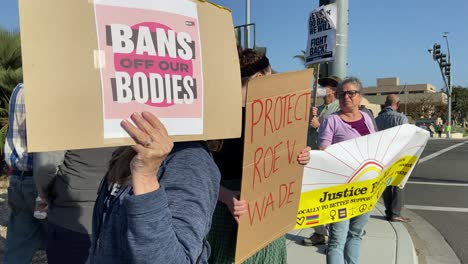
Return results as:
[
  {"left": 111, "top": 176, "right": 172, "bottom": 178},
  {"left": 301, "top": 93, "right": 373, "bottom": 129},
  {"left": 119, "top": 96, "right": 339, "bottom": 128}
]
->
[{"left": 318, "top": 77, "right": 377, "bottom": 264}]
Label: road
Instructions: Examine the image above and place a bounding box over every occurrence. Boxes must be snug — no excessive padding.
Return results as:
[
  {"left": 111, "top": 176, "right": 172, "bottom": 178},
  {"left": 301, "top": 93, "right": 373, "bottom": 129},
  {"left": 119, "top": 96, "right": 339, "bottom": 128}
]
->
[{"left": 405, "top": 138, "right": 468, "bottom": 263}]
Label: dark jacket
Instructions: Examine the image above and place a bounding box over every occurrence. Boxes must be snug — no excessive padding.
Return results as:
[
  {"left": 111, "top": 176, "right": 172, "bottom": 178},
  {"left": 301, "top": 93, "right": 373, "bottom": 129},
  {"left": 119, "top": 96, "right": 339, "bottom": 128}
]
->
[
  {"left": 88, "top": 142, "right": 221, "bottom": 264},
  {"left": 34, "top": 147, "right": 117, "bottom": 234},
  {"left": 375, "top": 106, "right": 409, "bottom": 130}
]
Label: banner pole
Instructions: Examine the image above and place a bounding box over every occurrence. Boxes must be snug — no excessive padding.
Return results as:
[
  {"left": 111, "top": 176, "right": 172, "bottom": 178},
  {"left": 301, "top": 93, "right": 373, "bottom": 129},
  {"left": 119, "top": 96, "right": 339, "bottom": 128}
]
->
[{"left": 312, "top": 63, "right": 320, "bottom": 107}]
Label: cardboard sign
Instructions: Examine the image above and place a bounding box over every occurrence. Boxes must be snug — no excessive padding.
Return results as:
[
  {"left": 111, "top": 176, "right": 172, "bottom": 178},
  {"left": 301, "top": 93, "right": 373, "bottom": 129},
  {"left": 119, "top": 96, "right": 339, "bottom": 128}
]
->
[
  {"left": 235, "top": 69, "right": 313, "bottom": 263},
  {"left": 305, "top": 3, "right": 337, "bottom": 66},
  {"left": 19, "top": 0, "right": 241, "bottom": 151},
  {"left": 296, "top": 124, "right": 429, "bottom": 229}
]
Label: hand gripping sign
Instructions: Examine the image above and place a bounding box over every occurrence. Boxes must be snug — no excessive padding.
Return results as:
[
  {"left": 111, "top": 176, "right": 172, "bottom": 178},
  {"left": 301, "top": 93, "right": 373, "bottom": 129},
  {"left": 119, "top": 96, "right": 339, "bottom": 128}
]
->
[{"left": 295, "top": 124, "right": 429, "bottom": 229}]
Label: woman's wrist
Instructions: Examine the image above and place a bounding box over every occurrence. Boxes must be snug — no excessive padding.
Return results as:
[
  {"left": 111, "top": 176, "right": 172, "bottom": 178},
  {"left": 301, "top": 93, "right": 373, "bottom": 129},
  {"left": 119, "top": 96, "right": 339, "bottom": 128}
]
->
[{"left": 132, "top": 173, "right": 160, "bottom": 195}]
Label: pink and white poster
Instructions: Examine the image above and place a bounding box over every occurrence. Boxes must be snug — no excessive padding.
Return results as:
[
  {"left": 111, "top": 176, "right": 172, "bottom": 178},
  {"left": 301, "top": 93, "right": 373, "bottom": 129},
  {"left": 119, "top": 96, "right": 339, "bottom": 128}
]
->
[{"left": 94, "top": 0, "right": 203, "bottom": 138}]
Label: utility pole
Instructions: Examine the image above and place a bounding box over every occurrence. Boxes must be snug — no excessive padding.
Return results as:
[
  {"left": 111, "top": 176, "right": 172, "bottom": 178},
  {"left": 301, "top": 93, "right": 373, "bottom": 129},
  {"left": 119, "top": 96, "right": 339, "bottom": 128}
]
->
[
  {"left": 319, "top": 0, "right": 348, "bottom": 79},
  {"left": 244, "top": 0, "right": 250, "bottom": 48},
  {"left": 443, "top": 32, "right": 452, "bottom": 137},
  {"left": 428, "top": 34, "right": 452, "bottom": 138}
]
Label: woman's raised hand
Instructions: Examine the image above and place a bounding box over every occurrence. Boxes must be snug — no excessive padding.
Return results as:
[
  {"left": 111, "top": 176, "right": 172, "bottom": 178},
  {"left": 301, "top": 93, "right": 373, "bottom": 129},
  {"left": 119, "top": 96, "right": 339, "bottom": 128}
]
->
[{"left": 121, "top": 112, "right": 174, "bottom": 195}]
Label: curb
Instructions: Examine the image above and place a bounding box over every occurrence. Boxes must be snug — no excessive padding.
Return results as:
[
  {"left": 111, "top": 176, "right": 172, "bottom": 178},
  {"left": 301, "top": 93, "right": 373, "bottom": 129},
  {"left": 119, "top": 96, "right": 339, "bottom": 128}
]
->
[
  {"left": 374, "top": 203, "right": 418, "bottom": 264},
  {"left": 401, "top": 207, "right": 461, "bottom": 264}
]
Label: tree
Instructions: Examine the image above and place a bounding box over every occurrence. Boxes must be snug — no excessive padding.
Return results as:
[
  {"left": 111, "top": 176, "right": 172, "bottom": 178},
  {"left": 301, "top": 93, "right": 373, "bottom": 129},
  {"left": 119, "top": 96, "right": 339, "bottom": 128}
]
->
[
  {"left": 0, "top": 28, "right": 23, "bottom": 155},
  {"left": 433, "top": 102, "right": 447, "bottom": 122},
  {"left": 400, "top": 94, "right": 441, "bottom": 121},
  {"left": 293, "top": 50, "right": 318, "bottom": 71},
  {"left": 293, "top": 50, "right": 307, "bottom": 67},
  {"left": 451, "top": 86, "right": 468, "bottom": 124}
]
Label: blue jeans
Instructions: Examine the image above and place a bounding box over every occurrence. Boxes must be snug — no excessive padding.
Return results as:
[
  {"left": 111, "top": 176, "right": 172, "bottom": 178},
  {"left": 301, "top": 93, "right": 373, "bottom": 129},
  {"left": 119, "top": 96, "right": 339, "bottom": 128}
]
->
[
  {"left": 4, "top": 174, "right": 46, "bottom": 264},
  {"left": 327, "top": 212, "right": 370, "bottom": 264}
]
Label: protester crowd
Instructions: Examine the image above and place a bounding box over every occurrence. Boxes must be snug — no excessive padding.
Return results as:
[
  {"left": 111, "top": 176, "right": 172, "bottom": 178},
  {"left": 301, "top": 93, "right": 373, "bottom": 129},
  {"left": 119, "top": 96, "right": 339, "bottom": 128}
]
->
[{"left": 4, "top": 47, "right": 413, "bottom": 264}]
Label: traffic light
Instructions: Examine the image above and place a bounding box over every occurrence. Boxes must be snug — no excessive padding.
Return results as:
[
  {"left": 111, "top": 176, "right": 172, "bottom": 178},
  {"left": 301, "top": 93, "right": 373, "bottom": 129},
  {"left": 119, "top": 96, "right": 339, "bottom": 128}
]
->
[
  {"left": 432, "top": 44, "right": 441, "bottom": 60},
  {"left": 444, "top": 63, "right": 451, "bottom": 77},
  {"left": 439, "top": 54, "right": 447, "bottom": 65}
]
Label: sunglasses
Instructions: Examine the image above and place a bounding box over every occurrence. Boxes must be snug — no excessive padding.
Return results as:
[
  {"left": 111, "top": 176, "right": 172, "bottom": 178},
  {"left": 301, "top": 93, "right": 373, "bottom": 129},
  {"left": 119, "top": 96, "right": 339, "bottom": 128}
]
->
[{"left": 338, "top": 90, "right": 361, "bottom": 98}]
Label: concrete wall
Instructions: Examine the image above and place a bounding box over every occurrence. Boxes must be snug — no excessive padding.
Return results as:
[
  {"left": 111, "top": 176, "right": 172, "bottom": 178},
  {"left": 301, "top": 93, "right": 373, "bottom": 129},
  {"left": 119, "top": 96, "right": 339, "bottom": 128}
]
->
[
  {"left": 362, "top": 77, "right": 445, "bottom": 105},
  {"left": 363, "top": 84, "right": 436, "bottom": 95},
  {"left": 363, "top": 77, "right": 437, "bottom": 96},
  {"left": 364, "top": 93, "right": 447, "bottom": 106},
  {"left": 377, "top": 77, "right": 399, "bottom": 86}
]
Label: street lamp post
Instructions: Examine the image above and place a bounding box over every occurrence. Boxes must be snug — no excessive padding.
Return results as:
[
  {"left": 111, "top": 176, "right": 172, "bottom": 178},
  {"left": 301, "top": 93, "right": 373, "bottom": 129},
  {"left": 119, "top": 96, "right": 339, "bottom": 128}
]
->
[
  {"left": 319, "top": 0, "right": 349, "bottom": 79},
  {"left": 428, "top": 33, "right": 452, "bottom": 138},
  {"left": 443, "top": 33, "right": 452, "bottom": 138},
  {"left": 244, "top": 0, "right": 250, "bottom": 48}
]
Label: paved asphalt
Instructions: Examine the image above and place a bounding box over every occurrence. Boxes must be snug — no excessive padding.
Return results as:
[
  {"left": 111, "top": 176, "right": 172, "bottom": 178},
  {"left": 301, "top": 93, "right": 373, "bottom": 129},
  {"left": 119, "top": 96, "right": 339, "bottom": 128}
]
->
[{"left": 405, "top": 139, "right": 468, "bottom": 264}]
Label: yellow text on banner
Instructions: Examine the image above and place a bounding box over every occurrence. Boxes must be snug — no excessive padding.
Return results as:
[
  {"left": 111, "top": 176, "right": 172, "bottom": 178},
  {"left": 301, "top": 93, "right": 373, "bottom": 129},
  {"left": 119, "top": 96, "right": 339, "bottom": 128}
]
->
[{"left": 295, "top": 156, "right": 418, "bottom": 229}]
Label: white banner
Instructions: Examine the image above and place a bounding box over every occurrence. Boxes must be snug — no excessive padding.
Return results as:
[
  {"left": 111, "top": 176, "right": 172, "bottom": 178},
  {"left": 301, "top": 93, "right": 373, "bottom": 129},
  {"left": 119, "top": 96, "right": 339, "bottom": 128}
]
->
[
  {"left": 296, "top": 124, "right": 430, "bottom": 229},
  {"left": 305, "top": 3, "right": 337, "bottom": 66}
]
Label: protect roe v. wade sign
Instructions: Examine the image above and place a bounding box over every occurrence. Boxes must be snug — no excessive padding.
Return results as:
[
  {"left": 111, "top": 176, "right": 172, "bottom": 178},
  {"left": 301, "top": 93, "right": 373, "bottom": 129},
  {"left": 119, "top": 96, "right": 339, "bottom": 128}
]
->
[
  {"left": 20, "top": 0, "right": 241, "bottom": 151},
  {"left": 235, "top": 69, "right": 313, "bottom": 263}
]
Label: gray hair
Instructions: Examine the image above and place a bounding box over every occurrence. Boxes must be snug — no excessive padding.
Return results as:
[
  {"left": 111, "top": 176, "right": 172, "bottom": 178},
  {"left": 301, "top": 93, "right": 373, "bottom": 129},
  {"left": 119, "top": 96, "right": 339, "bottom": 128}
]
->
[{"left": 337, "top": 77, "right": 363, "bottom": 92}]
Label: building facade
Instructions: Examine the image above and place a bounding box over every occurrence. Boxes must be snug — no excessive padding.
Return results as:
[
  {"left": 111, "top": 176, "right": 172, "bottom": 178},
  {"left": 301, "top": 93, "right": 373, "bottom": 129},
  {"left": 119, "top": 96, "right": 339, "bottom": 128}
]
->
[{"left": 362, "top": 77, "right": 447, "bottom": 106}]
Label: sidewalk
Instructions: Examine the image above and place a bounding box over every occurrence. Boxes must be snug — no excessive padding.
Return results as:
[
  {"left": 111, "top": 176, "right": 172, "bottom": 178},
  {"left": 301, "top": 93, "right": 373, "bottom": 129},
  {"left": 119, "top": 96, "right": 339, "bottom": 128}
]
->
[{"left": 286, "top": 202, "right": 417, "bottom": 264}]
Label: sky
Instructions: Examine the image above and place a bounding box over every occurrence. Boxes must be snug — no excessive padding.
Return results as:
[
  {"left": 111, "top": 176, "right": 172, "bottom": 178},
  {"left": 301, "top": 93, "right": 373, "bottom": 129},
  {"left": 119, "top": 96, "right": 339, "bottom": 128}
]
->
[{"left": 1, "top": 0, "right": 467, "bottom": 90}]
